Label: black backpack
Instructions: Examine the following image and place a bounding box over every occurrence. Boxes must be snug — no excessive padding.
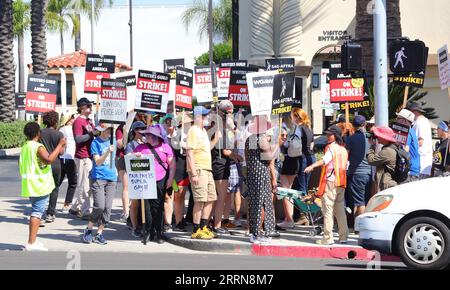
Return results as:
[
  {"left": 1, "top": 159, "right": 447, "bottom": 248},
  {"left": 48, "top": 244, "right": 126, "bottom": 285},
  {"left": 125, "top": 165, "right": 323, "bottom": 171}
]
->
[{"left": 388, "top": 144, "right": 411, "bottom": 183}]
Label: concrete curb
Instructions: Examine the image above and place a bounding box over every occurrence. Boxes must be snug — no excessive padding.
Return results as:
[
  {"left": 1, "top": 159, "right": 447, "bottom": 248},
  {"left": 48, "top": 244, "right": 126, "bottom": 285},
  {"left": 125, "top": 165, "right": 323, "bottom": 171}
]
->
[
  {"left": 166, "top": 235, "right": 401, "bottom": 262},
  {"left": 0, "top": 148, "right": 21, "bottom": 158}
]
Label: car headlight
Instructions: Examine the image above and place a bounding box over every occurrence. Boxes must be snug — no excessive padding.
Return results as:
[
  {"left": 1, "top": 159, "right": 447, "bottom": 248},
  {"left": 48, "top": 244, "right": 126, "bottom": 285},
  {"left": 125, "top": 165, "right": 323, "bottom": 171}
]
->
[{"left": 366, "top": 195, "right": 393, "bottom": 212}]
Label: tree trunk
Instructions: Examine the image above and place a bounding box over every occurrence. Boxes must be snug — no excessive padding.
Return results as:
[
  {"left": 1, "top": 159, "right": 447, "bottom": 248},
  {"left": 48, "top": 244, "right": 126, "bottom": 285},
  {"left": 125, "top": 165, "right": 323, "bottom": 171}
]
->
[
  {"left": 18, "top": 34, "right": 25, "bottom": 93},
  {"left": 60, "top": 29, "right": 64, "bottom": 55},
  {"left": 31, "top": 0, "right": 49, "bottom": 75},
  {"left": 355, "top": 0, "right": 402, "bottom": 77},
  {"left": 75, "top": 13, "right": 81, "bottom": 51},
  {"left": 0, "top": 0, "right": 16, "bottom": 122}
]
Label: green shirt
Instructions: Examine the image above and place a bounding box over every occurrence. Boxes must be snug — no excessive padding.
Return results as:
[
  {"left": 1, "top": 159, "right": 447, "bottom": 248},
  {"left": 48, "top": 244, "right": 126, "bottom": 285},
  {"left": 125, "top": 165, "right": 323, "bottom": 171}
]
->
[{"left": 19, "top": 141, "right": 55, "bottom": 198}]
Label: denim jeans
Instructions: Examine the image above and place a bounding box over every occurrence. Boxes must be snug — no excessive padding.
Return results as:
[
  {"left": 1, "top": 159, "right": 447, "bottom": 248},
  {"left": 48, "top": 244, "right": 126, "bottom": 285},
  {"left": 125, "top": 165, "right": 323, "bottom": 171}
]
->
[{"left": 298, "top": 154, "right": 316, "bottom": 192}]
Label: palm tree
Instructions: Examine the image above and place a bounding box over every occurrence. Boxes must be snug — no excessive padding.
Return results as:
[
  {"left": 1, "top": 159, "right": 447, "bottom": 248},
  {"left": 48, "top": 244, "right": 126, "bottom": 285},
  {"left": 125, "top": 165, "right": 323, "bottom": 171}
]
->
[
  {"left": 182, "top": 0, "right": 232, "bottom": 42},
  {"left": 72, "top": 0, "right": 114, "bottom": 51},
  {"left": 0, "top": 0, "right": 15, "bottom": 122},
  {"left": 31, "top": 0, "right": 49, "bottom": 75},
  {"left": 13, "top": 0, "right": 31, "bottom": 93},
  {"left": 355, "top": 0, "right": 402, "bottom": 76}
]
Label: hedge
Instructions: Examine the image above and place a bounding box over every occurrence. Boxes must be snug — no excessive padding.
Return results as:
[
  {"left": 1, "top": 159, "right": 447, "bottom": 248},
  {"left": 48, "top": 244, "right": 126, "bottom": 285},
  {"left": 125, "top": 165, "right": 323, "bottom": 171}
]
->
[{"left": 0, "top": 121, "right": 28, "bottom": 149}]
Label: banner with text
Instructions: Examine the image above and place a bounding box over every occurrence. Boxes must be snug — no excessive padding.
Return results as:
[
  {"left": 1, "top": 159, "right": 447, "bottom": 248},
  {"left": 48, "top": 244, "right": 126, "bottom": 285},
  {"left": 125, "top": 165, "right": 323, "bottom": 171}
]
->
[
  {"left": 272, "top": 73, "right": 295, "bottom": 115},
  {"left": 194, "top": 66, "right": 213, "bottom": 104},
  {"left": 392, "top": 117, "right": 411, "bottom": 146},
  {"left": 136, "top": 70, "right": 171, "bottom": 113},
  {"left": 25, "top": 75, "right": 58, "bottom": 114},
  {"left": 125, "top": 155, "right": 157, "bottom": 200},
  {"left": 228, "top": 67, "right": 258, "bottom": 108},
  {"left": 84, "top": 54, "right": 116, "bottom": 94},
  {"left": 247, "top": 71, "right": 277, "bottom": 116},
  {"left": 265, "top": 58, "right": 295, "bottom": 74},
  {"left": 438, "top": 45, "right": 450, "bottom": 90},
  {"left": 99, "top": 79, "right": 127, "bottom": 124},
  {"left": 175, "top": 67, "right": 194, "bottom": 110}
]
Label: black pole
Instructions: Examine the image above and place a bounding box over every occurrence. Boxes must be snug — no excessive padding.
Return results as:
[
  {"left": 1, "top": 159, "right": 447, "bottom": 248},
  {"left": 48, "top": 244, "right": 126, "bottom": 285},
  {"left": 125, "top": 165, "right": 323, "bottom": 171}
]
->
[
  {"left": 232, "top": 0, "right": 239, "bottom": 60},
  {"left": 129, "top": 0, "right": 133, "bottom": 68}
]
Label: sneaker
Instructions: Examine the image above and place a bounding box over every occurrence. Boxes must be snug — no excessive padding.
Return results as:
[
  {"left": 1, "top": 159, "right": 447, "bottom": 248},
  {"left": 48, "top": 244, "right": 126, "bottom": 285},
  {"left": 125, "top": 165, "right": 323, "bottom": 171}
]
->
[
  {"left": 131, "top": 229, "right": 142, "bottom": 238},
  {"left": 69, "top": 209, "right": 82, "bottom": 218},
  {"left": 249, "top": 234, "right": 260, "bottom": 244},
  {"left": 204, "top": 226, "right": 218, "bottom": 239},
  {"left": 93, "top": 233, "right": 107, "bottom": 245},
  {"left": 119, "top": 213, "right": 129, "bottom": 223},
  {"left": 213, "top": 227, "right": 230, "bottom": 235},
  {"left": 25, "top": 242, "right": 48, "bottom": 252},
  {"left": 337, "top": 239, "right": 348, "bottom": 244},
  {"left": 39, "top": 219, "right": 46, "bottom": 228},
  {"left": 173, "top": 223, "right": 187, "bottom": 232},
  {"left": 276, "top": 220, "right": 295, "bottom": 229},
  {"left": 60, "top": 206, "right": 70, "bottom": 214},
  {"left": 222, "top": 219, "right": 237, "bottom": 229},
  {"left": 268, "top": 231, "right": 281, "bottom": 238},
  {"left": 316, "top": 239, "right": 334, "bottom": 245},
  {"left": 45, "top": 214, "right": 55, "bottom": 223},
  {"left": 164, "top": 224, "right": 173, "bottom": 233},
  {"left": 257, "top": 236, "right": 272, "bottom": 244},
  {"left": 191, "top": 228, "right": 213, "bottom": 240},
  {"left": 82, "top": 229, "right": 94, "bottom": 244}
]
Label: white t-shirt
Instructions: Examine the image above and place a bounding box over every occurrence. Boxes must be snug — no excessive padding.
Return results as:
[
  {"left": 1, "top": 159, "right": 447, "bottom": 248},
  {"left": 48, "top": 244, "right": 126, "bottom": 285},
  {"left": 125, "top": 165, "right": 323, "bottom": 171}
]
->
[
  {"left": 59, "top": 125, "right": 75, "bottom": 160},
  {"left": 413, "top": 115, "right": 433, "bottom": 175}
]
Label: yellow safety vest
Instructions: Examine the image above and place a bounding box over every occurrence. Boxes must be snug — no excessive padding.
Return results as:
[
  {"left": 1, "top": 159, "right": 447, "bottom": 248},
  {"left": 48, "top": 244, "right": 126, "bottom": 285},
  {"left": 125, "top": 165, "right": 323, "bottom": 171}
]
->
[{"left": 19, "top": 141, "right": 55, "bottom": 198}]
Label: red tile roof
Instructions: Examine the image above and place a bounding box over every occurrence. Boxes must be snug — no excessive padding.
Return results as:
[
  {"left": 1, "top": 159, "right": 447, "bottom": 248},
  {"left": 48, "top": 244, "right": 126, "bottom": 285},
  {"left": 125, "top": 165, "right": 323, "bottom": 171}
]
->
[{"left": 28, "top": 49, "right": 132, "bottom": 71}]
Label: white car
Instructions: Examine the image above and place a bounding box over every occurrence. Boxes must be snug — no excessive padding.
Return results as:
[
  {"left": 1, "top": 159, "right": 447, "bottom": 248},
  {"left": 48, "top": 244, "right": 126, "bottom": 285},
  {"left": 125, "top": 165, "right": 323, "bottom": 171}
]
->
[{"left": 355, "top": 176, "right": 450, "bottom": 270}]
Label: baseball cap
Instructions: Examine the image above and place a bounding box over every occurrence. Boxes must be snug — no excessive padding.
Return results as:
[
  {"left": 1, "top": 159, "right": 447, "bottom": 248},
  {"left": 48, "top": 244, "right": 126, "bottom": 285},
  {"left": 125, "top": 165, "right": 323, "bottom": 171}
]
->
[
  {"left": 324, "top": 125, "right": 342, "bottom": 137},
  {"left": 77, "top": 97, "right": 94, "bottom": 107},
  {"left": 352, "top": 115, "right": 366, "bottom": 127},
  {"left": 193, "top": 106, "right": 210, "bottom": 116}
]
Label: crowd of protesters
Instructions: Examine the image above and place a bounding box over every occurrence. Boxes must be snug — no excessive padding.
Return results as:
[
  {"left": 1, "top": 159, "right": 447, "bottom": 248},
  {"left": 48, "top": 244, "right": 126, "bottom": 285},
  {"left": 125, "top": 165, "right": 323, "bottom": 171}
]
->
[{"left": 19, "top": 97, "right": 450, "bottom": 251}]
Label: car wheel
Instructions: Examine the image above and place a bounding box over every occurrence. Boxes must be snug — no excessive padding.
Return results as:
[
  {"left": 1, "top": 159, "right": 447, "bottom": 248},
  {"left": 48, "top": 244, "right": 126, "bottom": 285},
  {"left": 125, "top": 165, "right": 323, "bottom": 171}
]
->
[{"left": 396, "top": 217, "right": 450, "bottom": 270}]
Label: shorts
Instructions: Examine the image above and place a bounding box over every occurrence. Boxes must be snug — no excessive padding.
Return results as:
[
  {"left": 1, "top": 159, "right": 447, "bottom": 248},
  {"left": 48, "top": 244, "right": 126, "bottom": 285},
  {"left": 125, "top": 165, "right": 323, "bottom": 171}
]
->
[
  {"left": 345, "top": 174, "right": 371, "bottom": 207},
  {"left": 281, "top": 156, "right": 300, "bottom": 175},
  {"left": 115, "top": 157, "right": 126, "bottom": 172},
  {"left": 228, "top": 163, "right": 243, "bottom": 194},
  {"left": 190, "top": 170, "right": 217, "bottom": 203},
  {"left": 175, "top": 155, "right": 189, "bottom": 183},
  {"left": 29, "top": 195, "right": 50, "bottom": 219},
  {"left": 212, "top": 158, "right": 230, "bottom": 180}
]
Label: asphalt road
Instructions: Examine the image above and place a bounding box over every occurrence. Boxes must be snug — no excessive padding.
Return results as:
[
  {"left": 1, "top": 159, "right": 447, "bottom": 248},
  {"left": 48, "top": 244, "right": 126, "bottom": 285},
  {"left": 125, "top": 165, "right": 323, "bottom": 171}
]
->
[{"left": 0, "top": 251, "right": 406, "bottom": 270}]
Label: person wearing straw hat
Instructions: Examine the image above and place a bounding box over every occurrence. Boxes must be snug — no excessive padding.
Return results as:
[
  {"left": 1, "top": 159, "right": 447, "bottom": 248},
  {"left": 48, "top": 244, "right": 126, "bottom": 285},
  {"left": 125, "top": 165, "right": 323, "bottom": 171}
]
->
[
  {"left": 396, "top": 109, "right": 420, "bottom": 182},
  {"left": 245, "top": 115, "right": 279, "bottom": 244},
  {"left": 367, "top": 126, "right": 398, "bottom": 192},
  {"left": 406, "top": 101, "right": 433, "bottom": 179},
  {"left": 133, "top": 125, "right": 176, "bottom": 244},
  {"left": 433, "top": 121, "right": 450, "bottom": 177},
  {"left": 58, "top": 112, "right": 78, "bottom": 214},
  {"left": 82, "top": 123, "right": 116, "bottom": 245}
]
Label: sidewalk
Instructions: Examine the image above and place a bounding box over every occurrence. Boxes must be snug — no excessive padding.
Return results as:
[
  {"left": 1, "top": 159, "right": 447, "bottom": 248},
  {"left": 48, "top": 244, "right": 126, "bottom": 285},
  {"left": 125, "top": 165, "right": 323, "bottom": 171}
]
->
[
  {"left": 165, "top": 225, "right": 398, "bottom": 262},
  {"left": 0, "top": 198, "right": 400, "bottom": 262},
  {"left": 0, "top": 198, "right": 199, "bottom": 254}
]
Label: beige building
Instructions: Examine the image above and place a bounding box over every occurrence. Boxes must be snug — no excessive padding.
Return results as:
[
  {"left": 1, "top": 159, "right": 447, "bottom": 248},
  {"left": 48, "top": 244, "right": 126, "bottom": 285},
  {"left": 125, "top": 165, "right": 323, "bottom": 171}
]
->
[{"left": 239, "top": 0, "right": 450, "bottom": 134}]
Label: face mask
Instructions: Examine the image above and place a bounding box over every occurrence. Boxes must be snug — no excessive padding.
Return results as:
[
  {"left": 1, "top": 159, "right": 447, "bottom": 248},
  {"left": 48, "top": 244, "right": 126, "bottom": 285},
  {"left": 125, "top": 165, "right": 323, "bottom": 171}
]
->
[{"left": 203, "top": 117, "right": 210, "bottom": 127}]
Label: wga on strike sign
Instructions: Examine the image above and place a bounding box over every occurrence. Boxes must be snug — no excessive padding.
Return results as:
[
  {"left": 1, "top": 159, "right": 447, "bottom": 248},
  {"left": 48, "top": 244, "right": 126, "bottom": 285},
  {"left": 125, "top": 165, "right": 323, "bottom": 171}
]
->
[
  {"left": 228, "top": 67, "right": 258, "bottom": 108},
  {"left": 99, "top": 79, "right": 127, "bottom": 124},
  {"left": 330, "top": 78, "right": 365, "bottom": 103},
  {"left": 217, "top": 67, "right": 231, "bottom": 101},
  {"left": 136, "top": 70, "right": 170, "bottom": 113},
  {"left": 175, "top": 67, "right": 194, "bottom": 110},
  {"left": 194, "top": 66, "right": 213, "bottom": 104},
  {"left": 84, "top": 54, "right": 116, "bottom": 94},
  {"left": 25, "top": 75, "right": 58, "bottom": 113}
]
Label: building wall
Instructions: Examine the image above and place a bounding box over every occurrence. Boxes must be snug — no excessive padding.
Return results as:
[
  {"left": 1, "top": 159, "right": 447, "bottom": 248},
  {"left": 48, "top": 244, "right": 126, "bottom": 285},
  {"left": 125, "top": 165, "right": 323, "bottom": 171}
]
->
[{"left": 240, "top": 0, "right": 450, "bottom": 132}]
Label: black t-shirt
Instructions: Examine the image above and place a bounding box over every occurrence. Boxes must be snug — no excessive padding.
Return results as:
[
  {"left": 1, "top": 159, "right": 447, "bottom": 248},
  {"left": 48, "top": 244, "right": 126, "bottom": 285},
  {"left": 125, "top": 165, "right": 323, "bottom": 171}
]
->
[
  {"left": 300, "top": 125, "right": 314, "bottom": 156},
  {"left": 433, "top": 138, "right": 450, "bottom": 171},
  {"left": 40, "top": 128, "right": 64, "bottom": 167}
]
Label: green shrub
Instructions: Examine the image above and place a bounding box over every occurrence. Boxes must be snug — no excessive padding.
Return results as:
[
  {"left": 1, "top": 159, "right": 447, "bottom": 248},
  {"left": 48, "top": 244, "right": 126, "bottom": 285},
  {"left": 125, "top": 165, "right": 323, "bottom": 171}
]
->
[
  {"left": 0, "top": 121, "right": 28, "bottom": 149},
  {"left": 194, "top": 42, "right": 232, "bottom": 66}
]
